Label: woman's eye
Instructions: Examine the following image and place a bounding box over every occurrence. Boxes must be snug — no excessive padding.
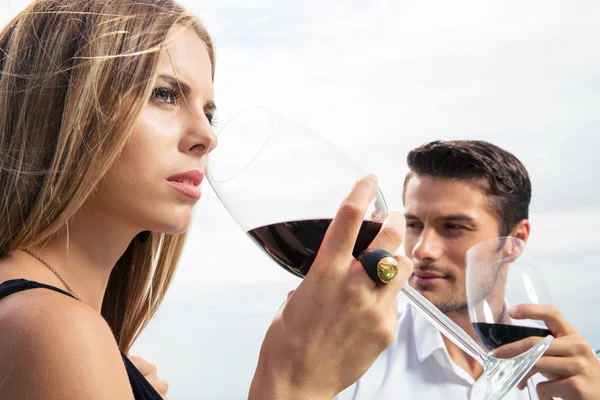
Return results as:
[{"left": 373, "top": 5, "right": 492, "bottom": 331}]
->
[
  {"left": 205, "top": 112, "right": 218, "bottom": 128},
  {"left": 151, "top": 87, "right": 179, "bottom": 106}
]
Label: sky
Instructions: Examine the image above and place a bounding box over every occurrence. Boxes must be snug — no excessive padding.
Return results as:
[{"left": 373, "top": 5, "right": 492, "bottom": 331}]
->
[{"left": 1, "top": 1, "right": 600, "bottom": 398}]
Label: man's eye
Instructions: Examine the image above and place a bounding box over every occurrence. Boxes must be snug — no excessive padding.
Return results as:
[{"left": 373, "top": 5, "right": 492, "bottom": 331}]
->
[
  {"left": 406, "top": 223, "right": 423, "bottom": 229},
  {"left": 445, "top": 223, "right": 463, "bottom": 230}
]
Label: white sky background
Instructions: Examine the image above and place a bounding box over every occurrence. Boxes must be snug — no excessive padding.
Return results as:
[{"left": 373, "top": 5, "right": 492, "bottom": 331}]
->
[{"left": 2, "top": 1, "right": 600, "bottom": 398}]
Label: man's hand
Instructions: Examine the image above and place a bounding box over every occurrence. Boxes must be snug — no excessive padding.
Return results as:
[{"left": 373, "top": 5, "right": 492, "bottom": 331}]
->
[
  {"left": 491, "top": 304, "right": 600, "bottom": 400},
  {"left": 129, "top": 354, "right": 169, "bottom": 399}
]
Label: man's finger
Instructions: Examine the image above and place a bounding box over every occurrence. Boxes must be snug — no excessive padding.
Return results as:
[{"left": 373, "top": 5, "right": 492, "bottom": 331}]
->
[
  {"left": 517, "top": 355, "right": 590, "bottom": 390},
  {"left": 490, "top": 336, "right": 545, "bottom": 359},
  {"left": 509, "top": 304, "right": 577, "bottom": 337},
  {"left": 535, "top": 376, "right": 577, "bottom": 399},
  {"left": 533, "top": 355, "right": 588, "bottom": 376},
  {"left": 517, "top": 375, "right": 535, "bottom": 391},
  {"left": 515, "top": 379, "right": 553, "bottom": 399},
  {"left": 492, "top": 336, "right": 581, "bottom": 359}
]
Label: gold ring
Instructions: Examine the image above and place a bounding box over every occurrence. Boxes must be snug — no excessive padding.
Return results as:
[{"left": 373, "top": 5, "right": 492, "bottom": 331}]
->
[{"left": 358, "top": 249, "right": 399, "bottom": 284}]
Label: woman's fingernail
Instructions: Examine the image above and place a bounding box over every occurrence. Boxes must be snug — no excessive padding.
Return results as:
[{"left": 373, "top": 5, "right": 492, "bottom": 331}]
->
[
  {"left": 509, "top": 306, "right": 519, "bottom": 316},
  {"left": 365, "top": 173, "right": 378, "bottom": 183}
]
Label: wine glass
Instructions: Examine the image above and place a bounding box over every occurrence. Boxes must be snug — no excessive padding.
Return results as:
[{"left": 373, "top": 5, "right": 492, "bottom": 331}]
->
[
  {"left": 206, "top": 106, "right": 388, "bottom": 275},
  {"left": 467, "top": 237, "right": 554, "bottom": 400},
  {"left": 206, "top": 107, "right": 553, "bottom": 400}
]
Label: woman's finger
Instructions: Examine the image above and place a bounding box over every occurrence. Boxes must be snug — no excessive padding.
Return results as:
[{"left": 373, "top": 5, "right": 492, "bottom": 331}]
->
[
  {"left": 316, "top": 174, "right": 378, "bottom": 276},
  {"left": 366, "top": 211, "right": 405, "bottom": 255}
]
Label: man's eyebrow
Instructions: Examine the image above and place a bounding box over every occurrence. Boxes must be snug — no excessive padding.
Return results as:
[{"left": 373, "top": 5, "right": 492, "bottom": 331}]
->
[
  {"left": 440, "top": 214, "right": 476, "bottom": 222},
  {"left": 403, "top": 214, "right": 476, "bottom": 223},
  {"left": 157, "top": 74, "right": 191, "bottom": 95}
]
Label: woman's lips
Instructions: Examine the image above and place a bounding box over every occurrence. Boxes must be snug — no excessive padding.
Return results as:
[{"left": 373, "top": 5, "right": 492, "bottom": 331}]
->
[
  {"left": 167, "top": 170, "right": 204, "bottom": 200},
  {"left": 167, "top": 180, "right": 202, "bottom": 200}
]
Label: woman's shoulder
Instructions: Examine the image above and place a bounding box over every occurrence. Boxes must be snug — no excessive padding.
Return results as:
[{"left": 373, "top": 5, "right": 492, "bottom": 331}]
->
[
  {"left": 0, "top": 279, "right": 99, "bottom": 334},
  {"left": 0, "top": 281, "right": 135, "bottom": 399}
]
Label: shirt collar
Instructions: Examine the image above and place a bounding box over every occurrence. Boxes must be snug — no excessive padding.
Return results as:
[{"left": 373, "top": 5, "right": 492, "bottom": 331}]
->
[
  {"left": 406, "top": 302, "right": 448, "bottom": 363},
  {"left": 406, "top": 302, "right": 483, "bottom": 386}
]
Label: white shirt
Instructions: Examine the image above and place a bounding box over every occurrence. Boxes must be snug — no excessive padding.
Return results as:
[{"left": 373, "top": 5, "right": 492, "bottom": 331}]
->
[{"left": 335, "top": 299, "right": 541, "bottom": 400}]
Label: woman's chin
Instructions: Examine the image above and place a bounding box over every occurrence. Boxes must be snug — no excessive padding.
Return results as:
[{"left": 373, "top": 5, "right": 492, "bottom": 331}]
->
[{"left": 151, "top": 217, "right": 192, "bottom": 236}]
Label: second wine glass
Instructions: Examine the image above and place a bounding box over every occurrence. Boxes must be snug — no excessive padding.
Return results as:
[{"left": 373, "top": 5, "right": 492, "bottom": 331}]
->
[{"left": 467, "top": 236, "right": 554, "bottom": 400}]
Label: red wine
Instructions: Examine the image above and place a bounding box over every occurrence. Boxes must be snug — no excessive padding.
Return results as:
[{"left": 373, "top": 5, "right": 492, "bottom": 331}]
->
[
  {"left": 472, "top": 322, "right": 552, "bottom": 351},
  {"left": 247, "top": 219, "right": 382, "bottom": 278}
]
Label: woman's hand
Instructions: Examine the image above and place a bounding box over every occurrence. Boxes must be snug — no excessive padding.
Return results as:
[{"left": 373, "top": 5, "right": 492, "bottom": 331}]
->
[
  {"left": 129, "top": 354, "right": 169, "bottom": 399},
  {"left": 249, "top": 174, "right": 413, "bottom": 400}
]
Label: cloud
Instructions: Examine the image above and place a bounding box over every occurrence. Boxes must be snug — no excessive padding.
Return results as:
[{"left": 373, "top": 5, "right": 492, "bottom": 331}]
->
[
  {"left": 2, "top": 1, "right": 600, "bottom": 397},
  {"left": 176, "top": 0, "right": 600, "bottom": 341},
  {"left": 0, "top": 1, "right": 29, "bottom": 26}
]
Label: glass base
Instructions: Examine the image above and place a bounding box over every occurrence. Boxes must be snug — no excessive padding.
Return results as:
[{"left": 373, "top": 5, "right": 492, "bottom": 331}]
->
[{"left": 483, "top": 335, "right": 553, "bottom": 400}]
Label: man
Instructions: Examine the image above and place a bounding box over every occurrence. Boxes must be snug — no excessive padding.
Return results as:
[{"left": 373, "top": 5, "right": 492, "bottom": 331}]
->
[{"left": 337, "top": 140, "right": 600, "bottom": 399}]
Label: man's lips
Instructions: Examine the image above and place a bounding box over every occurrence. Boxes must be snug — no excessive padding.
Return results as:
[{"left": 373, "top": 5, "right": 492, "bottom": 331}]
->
[
  {"left": 412, "top": 270, "right": 448, "bottom": 285},
  {"left": 413, "top": 271, "right": 446, "bottom": 279}
]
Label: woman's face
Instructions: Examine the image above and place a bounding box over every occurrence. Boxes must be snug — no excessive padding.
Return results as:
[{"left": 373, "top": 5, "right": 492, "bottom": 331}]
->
[{"left": 88, "top": 24, "right": 217, "bottom": 236}]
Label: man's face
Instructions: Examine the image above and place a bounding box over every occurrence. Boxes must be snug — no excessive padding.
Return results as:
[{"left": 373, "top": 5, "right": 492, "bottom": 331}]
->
[{"left": 403, "top": 175, "right": 501, "bottom": 313}]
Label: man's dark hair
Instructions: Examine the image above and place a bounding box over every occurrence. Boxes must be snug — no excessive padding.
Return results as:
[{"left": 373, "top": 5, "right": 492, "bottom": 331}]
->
[{"left": 403, "top": 140, "right": 531, "bottom": 236}]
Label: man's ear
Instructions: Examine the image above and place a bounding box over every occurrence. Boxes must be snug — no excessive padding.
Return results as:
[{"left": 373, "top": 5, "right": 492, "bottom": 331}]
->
[{"left": 511, "top": 219, "right": 531, "bottom": 243}]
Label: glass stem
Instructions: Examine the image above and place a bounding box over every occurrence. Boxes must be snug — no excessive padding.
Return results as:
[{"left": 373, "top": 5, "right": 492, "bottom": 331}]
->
[
  {"left": 401, "top": 284, "right": 489, "bottom": 364},
  {"left": 527, "top": 379, "right": 539, "bottom": 400}
]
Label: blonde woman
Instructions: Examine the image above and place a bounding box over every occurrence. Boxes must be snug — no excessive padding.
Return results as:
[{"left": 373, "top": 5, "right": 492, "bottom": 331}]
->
[{"left": 0, "top": 1, "right": 412, "bottom": 399}]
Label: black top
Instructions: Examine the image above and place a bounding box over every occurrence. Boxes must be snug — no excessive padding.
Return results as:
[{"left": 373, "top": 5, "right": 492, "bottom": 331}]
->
[{"left": 0, "top": 279, "right": 163, "bottom": 400}]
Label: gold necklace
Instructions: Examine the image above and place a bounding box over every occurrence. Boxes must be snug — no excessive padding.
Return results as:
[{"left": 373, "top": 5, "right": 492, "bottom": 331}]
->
[{"left": 22, "top": 249, "right": 81, "bottom": 301}]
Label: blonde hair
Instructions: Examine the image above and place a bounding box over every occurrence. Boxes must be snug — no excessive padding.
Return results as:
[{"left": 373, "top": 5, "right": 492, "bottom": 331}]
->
[{"left": 0, "top": 0, "right": 215, "bottom": 353}]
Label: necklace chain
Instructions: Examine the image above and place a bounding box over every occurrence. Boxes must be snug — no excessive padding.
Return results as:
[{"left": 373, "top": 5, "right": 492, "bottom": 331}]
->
[{"left": 22, "top": 249, "right": 81, "bottom": 301}]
